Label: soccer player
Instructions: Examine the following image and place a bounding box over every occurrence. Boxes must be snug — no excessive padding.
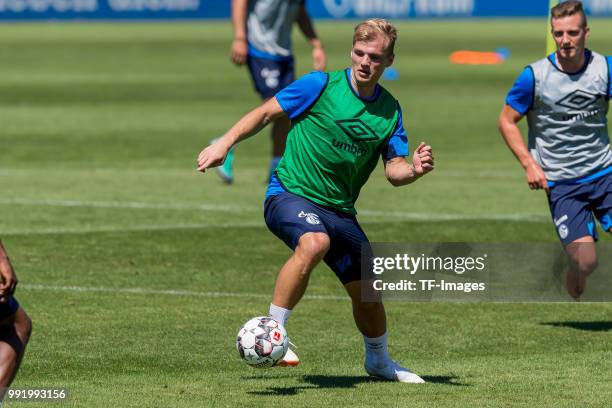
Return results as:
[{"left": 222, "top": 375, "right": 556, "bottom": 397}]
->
[
  {"left": 198, "top": 19, "right": 434, "bottom": 383},
  {"left": 0, "top": 240, "right": 32, "bottom": 400},
  {"left": 216, "top": 0, "right": 327, "bottom": 184},
  {"left": 498, "top": 1, "right": 612, "bottom": 299}
]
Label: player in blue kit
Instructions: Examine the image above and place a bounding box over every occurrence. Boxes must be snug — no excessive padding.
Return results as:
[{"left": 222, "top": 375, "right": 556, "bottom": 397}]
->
[
  {"left": 199, "top": 19, "right": 434, "bottom": 382},
  {"left": 0, "top": 240, "right": 32, "bottom": 401},
  {"left": 216, "top": 0, "right": 326, "bottom": 184},
  {"left": 498, "top": 1, "right": 612, "bottom": 299}
]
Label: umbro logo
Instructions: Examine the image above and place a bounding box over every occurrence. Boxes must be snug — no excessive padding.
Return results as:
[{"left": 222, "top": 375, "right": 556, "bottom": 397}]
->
[
  {"left": 555, "top": 89, "right": 601, "bottom": 110},
  {"left": 335, "top": 119, "right": 378, "bottom": 142}
]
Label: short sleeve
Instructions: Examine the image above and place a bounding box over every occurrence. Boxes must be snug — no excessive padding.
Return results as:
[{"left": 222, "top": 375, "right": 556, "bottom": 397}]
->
[
  {"left": 381, "top": 104, "right": 408, "bottom": 161},
  {"left": 505, "top": 66, "right": 534, "bottom": 115},
  {"left": 275, "top": 71, "right": 328, "bottom": 120}
]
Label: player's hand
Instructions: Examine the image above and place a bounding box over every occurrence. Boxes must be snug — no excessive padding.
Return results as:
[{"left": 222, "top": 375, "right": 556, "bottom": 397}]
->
[
  {"left": 312, "top": 46, "right": 326, "bottom": 71},
  {"left": 525, "top": 162, "right": 549, "bottom": 192},
  {"left": 0, "top": 258, "right": 17, "bottom": 304},
  {"left": 197, "top": 139, "right": 232, "bottom": 173},
  {"left": 412, "top": 142, "right": 434, "bottom": 176},
  {"left": 231, "top": 38, "right": 248, "bottom": 66}
]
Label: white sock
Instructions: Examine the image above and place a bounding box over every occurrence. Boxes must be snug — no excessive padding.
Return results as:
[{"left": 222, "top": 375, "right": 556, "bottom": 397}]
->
[
  {"left": 268, "top": 303, "right": 292, "bottom": 326},
  {"left": 364, "top": 332, "right": 389, "bottom": 365}
]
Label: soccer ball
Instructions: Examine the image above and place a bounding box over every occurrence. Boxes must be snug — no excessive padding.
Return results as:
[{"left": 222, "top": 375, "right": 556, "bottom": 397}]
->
[{"left": 236, "top": 316, "right": 289, "bottom": 368}]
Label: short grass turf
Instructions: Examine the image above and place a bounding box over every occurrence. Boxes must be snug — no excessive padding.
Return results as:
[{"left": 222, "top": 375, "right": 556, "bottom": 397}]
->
[{"left": 0, "top": 20, "right": 611, "bottom": 407}]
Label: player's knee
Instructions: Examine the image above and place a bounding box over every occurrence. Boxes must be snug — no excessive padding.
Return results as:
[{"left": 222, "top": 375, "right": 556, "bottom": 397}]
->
[
  {"left": 297, "top": 233, "right": 330, "bottom": 262},
  {"left": 566, "top": 241, "right": 598, "bottom": 276},
  {"left": 571, "top": 255, "right": 598, "bottom": 276},
  {"left": 580, "top": 257, "right": 598, "bottom": 276}
]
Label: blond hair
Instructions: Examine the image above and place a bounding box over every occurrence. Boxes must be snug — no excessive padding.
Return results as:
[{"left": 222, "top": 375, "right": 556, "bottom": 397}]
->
[
  {"left": 353, "top": 18, "right": 397, "bottom": 56},
  {"left": 551, "top": 1, "right": 587, "bottom": 28}
]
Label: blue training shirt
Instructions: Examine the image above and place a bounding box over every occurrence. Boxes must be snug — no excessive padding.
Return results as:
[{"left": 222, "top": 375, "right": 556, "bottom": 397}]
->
[
  {"left": 505, "top": 66, "right": 535, "bottom": 115},
  {"left": 267, "top": 69, "right": 410, "bottom": 199}
]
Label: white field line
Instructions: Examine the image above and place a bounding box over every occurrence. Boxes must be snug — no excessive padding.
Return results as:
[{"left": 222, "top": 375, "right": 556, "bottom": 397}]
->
[
  {"left": 1, "top": 214, "right": 549, "bottom": 236},
  {"left": 20, "top": 283, "right": 347, "bottom": 301},
  {"left": 359, "top": 210, "right": 548, "bottom": 222},
  {"left": 0, "top": 198, "right": 252, "bottom": 213},
  {"left": 0, "top": 222, "right": 265, "bottom": 236},
  {"left": 0, "top": 168, "right": 519, "bottom": 178},
  {"left": 0, "top": 168, "right": 197, "bottom": 177},
  {"left": 0, "top": 73, "right": 201, "bottom": 85},
  {"left": 0, "top": 198, "right": 549, "bottom": 222},
  {"left": 0, "top": 199, "right": 549, "bottom": 235},
  {"left": 20, "top": 284, "right": 603, "bottom": 304}
]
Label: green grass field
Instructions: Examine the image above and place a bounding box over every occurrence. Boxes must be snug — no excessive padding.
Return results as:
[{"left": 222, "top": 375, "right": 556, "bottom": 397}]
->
[{"left": 1, "top": 19, "right": 612, "bottom": 407}]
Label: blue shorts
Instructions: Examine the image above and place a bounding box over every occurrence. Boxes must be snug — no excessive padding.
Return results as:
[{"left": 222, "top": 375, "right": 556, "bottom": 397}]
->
[
  {"left": 547, "top": 172, "right": 612, "bottom": 245},
  {"left": 264, "top": 192, "right": 371, "bottom": 285},
  {"left": 0, "top": 297, "right": 19, "bottom": 321},
  {"left": 247, "top": 56, "right": 295, "bottom": 100}
]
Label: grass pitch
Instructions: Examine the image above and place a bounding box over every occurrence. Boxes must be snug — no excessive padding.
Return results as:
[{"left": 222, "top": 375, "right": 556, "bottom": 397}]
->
[{"left": 1, "top": 20, "right": 611, "bottom": 407}]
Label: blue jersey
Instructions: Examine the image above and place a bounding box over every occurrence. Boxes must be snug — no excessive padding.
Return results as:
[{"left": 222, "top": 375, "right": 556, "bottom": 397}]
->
[{"left": 266, "top": 69, "right": 409, "bottom": 199}]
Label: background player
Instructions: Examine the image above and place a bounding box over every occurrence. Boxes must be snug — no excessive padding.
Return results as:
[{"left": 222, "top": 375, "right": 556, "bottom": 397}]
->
[
  {"left": 198, "top": 18, "right": 434, "bottom": 382},
  {"left": 216, "top": 0, "right": 327, "bottom": 184},
  {"left": 0, "top": 240, "right": 32, "bottom": 400},
  {"left": 498, "top": 1, "right": 612, "bottom": 299}
]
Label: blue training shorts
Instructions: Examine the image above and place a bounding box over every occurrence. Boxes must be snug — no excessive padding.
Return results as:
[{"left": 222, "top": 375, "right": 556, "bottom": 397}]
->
[
  {"left": 264, "top": 192, "right": 371, "bottom": 285},
  {"left": 547, "top": 172, "right": 612, "bottom": 245},
  {"left": 246, "top": 56, "right": 295, "bottom": 100}
]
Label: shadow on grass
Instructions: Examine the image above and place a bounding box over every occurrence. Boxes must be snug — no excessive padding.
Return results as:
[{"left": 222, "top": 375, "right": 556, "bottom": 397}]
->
[
  {"left": 542, "top": 321, "right": 612, "bottom": 332},
  {"left": 246, "top": 374, "right": 467, "bottom": 396},
  {"left": 420, "top": 375, "right": 468, "bottom": 386},
  {"left": 247, "top": 375, "right": 370, "bottom": 396}
]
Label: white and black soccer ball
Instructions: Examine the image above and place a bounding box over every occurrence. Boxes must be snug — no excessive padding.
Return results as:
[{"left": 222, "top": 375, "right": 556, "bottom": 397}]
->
[{"left": 236, "top": 316, "right": 289, "bottom": 368}]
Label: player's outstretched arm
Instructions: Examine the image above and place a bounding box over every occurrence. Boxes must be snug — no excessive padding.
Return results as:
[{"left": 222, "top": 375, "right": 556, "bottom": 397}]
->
[
  {"left": 384, "top": 142, "right": 434, "bottom": 186},
  {"left": 230, "top": 0, "right": 248, "bottom": 65},
  {"left": 296, "top": 3, "right": 326, "bottom": 71},
  {"left": 0, "top": 241, "right": 18, "bottom": 305},
  {"left": 498, "top": 105, "right": 549, "bottom": 192},
  {"left": 197, "top": 98, "right": 286, "bottom": 173}
]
